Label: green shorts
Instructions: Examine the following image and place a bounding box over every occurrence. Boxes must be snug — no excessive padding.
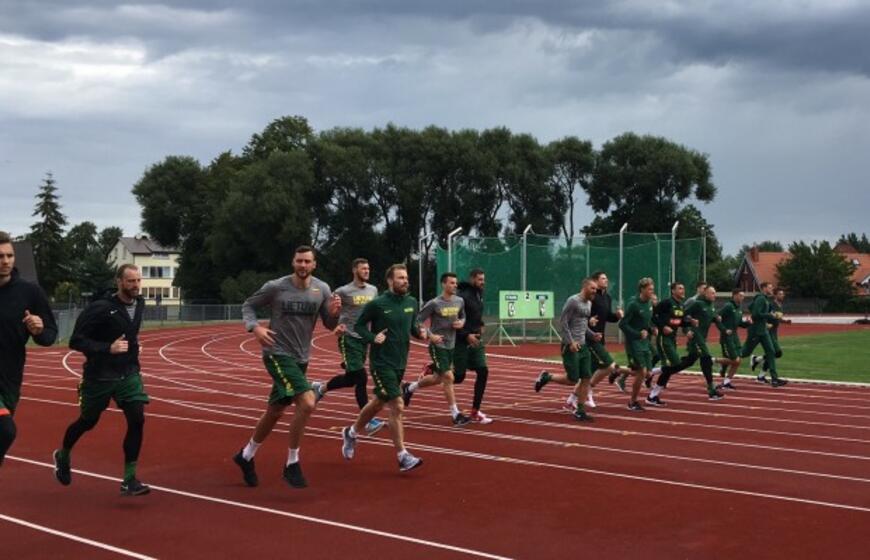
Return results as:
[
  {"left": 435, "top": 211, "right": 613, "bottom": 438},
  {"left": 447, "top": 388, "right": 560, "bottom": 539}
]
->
[
  {"left": 561, "top": 344, "right": 592, "bottom": 382},
  {"left": 339, "top": 334, "right": 368, "bottom": 372},
  {"left": 371, "top": 367, "right": 405, "bottom": 402},
  {"left": 0, "top": 389, "right": 20, "bottom": 415},
  {"left": 453, "top": 338, "right": 487, "bottom": 376},
  {"left": 720, "top": 333, "right": 741, "bottom": 360},
  {"left": 626, "top": 343, "right": 653, "bottom": 371},
  {"left": 587, "top": 339, "right": 614, "bottom": 371},
  {"left": 428, "top": 345, "right": 454, "bottom": 375},
  {"left": 655, "top": 335, "right": 681, "bottom": 367},
  {"left": 78, "top": 375, "right": 149, "bottom": 421},
  {"left": 263, "top": 354, "right": 310, "bottom": 405}
]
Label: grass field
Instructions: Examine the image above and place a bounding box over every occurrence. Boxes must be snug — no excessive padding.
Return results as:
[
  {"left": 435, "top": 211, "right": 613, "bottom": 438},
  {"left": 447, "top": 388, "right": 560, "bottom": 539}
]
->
[{"left": 548, "top": 331, "right": 870, "bottom": 384}]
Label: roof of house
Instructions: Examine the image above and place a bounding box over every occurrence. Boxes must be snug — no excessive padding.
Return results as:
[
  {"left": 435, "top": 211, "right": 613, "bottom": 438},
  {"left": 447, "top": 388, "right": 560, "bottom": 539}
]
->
[
  {"left": 741, "top": 250, "right": 870, "bottom": 287},
  {"left": 841, "top": 252, "right": 870, "bottom": 286},
  {"left": 117, "top": 236, "right": 178, "bottom": 255}
]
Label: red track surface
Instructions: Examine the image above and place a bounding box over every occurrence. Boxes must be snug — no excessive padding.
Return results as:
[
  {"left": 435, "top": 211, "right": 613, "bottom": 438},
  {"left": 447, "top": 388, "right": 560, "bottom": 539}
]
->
[{"left": 2, "top": 324, "right": 870, "bottom": 559}]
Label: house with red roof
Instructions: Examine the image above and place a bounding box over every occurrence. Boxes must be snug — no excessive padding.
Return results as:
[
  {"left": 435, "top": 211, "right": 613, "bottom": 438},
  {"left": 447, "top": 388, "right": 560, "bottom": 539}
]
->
[{"left": 735, "top": 244, "right": 870, "bottom": 295}]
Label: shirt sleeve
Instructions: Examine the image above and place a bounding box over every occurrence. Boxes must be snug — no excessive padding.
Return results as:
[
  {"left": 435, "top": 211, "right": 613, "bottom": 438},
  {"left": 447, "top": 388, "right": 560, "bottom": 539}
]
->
[
  {"left": 69, "top": 301, "right": 112, "bottom": 354},
  {"left": 242, "top": 280, "right": 277, "bottom": 332},
  {"left": 354, "top": 300, "right": 377, "bottom": 344},
  {"left": 318, "top": 283, "right": 339, "bottom": 330},
  {"left": 417, "top": 299, "right": 435, "bottom": 333},
  {"left": 559, "top": 298, "right": 577, "bottom": 343},
  {"left": 618, "top": 302, "right": 641, "bottom": 338},
  {"left": 30, "top": 284, "right": 58, "bottom": 346}
]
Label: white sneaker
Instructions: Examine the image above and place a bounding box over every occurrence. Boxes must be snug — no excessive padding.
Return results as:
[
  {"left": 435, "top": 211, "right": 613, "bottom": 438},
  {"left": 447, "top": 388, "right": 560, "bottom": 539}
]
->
[
  {"left": 585, "top": 393, "right": 597, "bottom": 409},
  {"left": 312, "top": 381, "right": 325, "bottom": 403},
  {"left": 398, "top": 452, "right": 423, "bottom": 472},
  {"left": 471, "top": 410, "right": 493, "bottom": 424},
  {"left": 563, "top": 395, "right": 578, "bottom": 413},
  {"left": 341, "top": 426, "right": 356, "bottom": 460},
  {"left": 364, "top": 418, "right": 385, "bottom": 436}
]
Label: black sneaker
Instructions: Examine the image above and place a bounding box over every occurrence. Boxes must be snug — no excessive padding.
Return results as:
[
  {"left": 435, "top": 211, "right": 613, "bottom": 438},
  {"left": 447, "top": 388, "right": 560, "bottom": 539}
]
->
[
  {"left": 627, "top": 401, "right": 645, "bottom": 412},
  {"left": 120, "top": 478, "right": 150, "bottom": 496},
  {"left": 708, "top": 391, "right": 725, "bottom": 401},
  {"left": 452, "top": 413, "right": 471, "bottom": 426},
  {"left": 645, "top": 395, "right": 667, "bottom": 407},
  {"left": 771, "top": 378, "right": 789, "bottom": 388},
  {"left": 53, "top": 449, "right": 71, "bottom": 486},
  {"left": 607, "top": 370, "right": 619, "bottom": 384},
  {"left": 573, "top": 409, "right": 594, "bottom": 422},
  {"left": 756, "top": 375, "right": 769, "bottom": 384},
  {"left": 283, "top": 462, "right": 307, "bottom": 488},
  {"left": 534, "top": 371, "right": 551, "bottom": 392},
  {"left": 401, "top": 382, "right": 413, "bottom": 407},
  {"left": 233, "top": 450, "right": 258, "bottom": 487},
  {"left": 722, "top": 381, "right": 737, "bottom": 390}
]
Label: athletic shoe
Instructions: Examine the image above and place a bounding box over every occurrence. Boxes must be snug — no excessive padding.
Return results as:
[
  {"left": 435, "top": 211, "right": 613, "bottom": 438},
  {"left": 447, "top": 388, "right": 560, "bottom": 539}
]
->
[
  {"left": 452, "top": 413, "right": 471, "bottom": 426},
  {"left": 283, "top": 462, "right": 307, "bottom": 489},
  {"left": 627, "top": 401, "right": 645, "bottom": 412},
  {"left": 233, "top": 449, "right": 259, "bottom": 487},
  {"left": 607, "top": 370, "right": 619, "bottom": 384},
  {"left": 562, "top": 396, "right": 578, "bottom": 413},
  {"left": 573, "top": 409, "right": 594, "bottom": 422},
  {"left": 722, "top": 381, "right": 737, "bottom": 390},
  {"left": 771, "top": 378, "right": 789, "bottom": 388},
  {"left": 470, "top": 410, "right": 493, "bottom": 424},
  {"left": 53, "top": 449, "right": 71, "bottom": 486},
  {"left": 616, "top": 375, "right": 627, "bottom": 393},
  {"left": 644, "top": 374, "right": 653, "bottom": 389},
  {"left": 645, "top": 395, "right": 667, "bottom": 407},
  {"left": 534, "top": 370, "right": 551, "bottom": 392},
  {"left": 398, "top": 452, "right": 423, "bottom": 472},
  {"left": 120, "top": 478, "right": 150, "bottom": 496},
  {"left": 401, "top": 382, "right": 414, "bottom": 407},
  {"left": 585, "top": 393, "right": 597, "bottom": 409},
  {"left": 364, "top": 418, "right": 385, "bottom": 436},
  {"left": 708, "top": 391, "right": 725, "bottom": 401},
  {"left": 341, "top": 426, "right": 357, "bottom": 460},
  {"left": 756, "top": 375, "right": 769, "bottom": 384},
  {"left": 312, "top": 381, "right": 325, "bottom": 403},
  {"left": 750, "top": 355, "right": 762, "bottom": 371}
]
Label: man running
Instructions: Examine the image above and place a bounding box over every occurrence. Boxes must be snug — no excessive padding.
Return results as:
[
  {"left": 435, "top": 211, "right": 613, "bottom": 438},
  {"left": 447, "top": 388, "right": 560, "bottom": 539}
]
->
[
  {"left": 716, "top": 288, "right": 752, "bottom": 389},
  {"left": 403, "top": 273, "right": 470, "bottom": 426},
  {"left": 535, "top": 277, "right": 599, "bottom": 421},
  {"left": 752, "top": 286, "right": 791, "bottom": 384},
  {"left": 683, "top": 285, "right": 727, "bottom": 400},
  {"left": 232, "top": 246, "right": 340, "bottom": 489},
  {"left": 53, "top": 264, "right": 150, "bottom": 495},
  {"left": 341, "top": 264, "right": 427, "bottom": 472},
  {"left": 618, "top": 278, "right": 657, "bottom": 411},
  {"left": 311, "top": 258, "right": 383, "bottom": 436},
  {"left": 454, "top": 268, "right": 493, "bottom": 424},
  {"left": 0, "top": 231, "right": 57, "bottom": 466},
  {"left": 645, "top": 282, "right": 692, "bottom": 406},
  {"left": 576, "top": 271, "right": 624, "bottom": 408}
]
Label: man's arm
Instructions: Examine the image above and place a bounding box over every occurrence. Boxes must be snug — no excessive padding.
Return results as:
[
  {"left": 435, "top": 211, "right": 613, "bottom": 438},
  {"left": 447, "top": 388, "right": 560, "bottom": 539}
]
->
[
  {"left": 559, "top": 298, "right": 577, "bottom": 343},
  {"left": 318, "top": 283, "right": 340, "bottom": 330},
  {"left": 618, "top": 302, "right": 641, "bottom": 338},
  {"left": 354, "top": 300, "right": 378, "bottom": 344},
  {"left": 69, "top": 302, "right": 111, "bottom": 354},
  {"left": 242, "top": 281, "right": 276, "bottom": 332},
  {"left": 30, "top": 285, "right": 58, "bottom": 346}
]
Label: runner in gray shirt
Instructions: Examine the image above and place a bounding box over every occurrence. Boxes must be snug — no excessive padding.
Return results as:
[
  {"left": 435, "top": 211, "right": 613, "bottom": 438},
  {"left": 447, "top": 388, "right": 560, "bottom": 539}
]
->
[
  {"left": 559, "top": 294, "right": 592, "bottom": 346},
  {"left": 403, "top": 273, "right": 471, "bottom": 426},
  {"left": 311, "top": 258, "right": 385, "bottom": 436},
  {"left": 233, "top": 246, "right": 340, "bottom": 490}
]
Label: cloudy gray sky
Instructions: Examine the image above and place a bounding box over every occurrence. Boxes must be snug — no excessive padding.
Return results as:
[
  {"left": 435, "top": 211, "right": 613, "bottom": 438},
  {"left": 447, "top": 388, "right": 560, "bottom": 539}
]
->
[{"left": 2, "top": 0, "right": 868, "bottom": 254}]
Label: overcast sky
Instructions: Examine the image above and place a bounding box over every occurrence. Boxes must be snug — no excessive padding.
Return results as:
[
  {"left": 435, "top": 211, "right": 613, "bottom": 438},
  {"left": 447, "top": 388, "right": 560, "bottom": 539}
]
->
[{"left": 2, "top": 0, "right": 868, "bottom": 255}]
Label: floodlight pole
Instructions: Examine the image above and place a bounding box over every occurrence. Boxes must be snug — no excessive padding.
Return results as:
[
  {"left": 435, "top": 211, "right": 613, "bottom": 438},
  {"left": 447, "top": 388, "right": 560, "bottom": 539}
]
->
[
  {"left": 447, "top": 227, "right": 463, "bottom": 273},
  {"left": 702, "top": 227, "right": 707, "bottom": 283},
  {"left": 671, "top": 221, "right": 680, "bottom": 283},
  {"left": 418, "top": 231, "right": 435, "bottom": 304},
  {"left": 521, "top": 224, "right": 533, "bottom": 292},
  {"left": 618, "top": 223, "right": 628, "bottom": 344}
]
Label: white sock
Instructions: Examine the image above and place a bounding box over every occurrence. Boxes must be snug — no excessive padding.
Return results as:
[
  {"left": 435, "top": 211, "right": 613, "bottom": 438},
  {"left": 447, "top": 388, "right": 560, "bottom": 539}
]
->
[
  {"left": 450, "top": 405, "right": 460, "bottom": 417},
  {"left": 567, "top": 393, "right": 578, "bottom": 404},
  {"left": 651, "top": 367, "right": 662, "bottom": 377},
  {"left": 242, "top": 438, "right": 261, "bottom": 461},
  {"left": 348, "top": 425, "right": 358, "bottom": 438},
  {"left": 287, "top": 448, "right": 300, "bottom": 466},
  {"left": 586, "top": 388, "right": 594, "bottom": 400},
  {"left": 650, "top": 385, "right": 662, "bottom": 398},
  {"left": 409, "top": 382, "right": 419, "bottom": 392},
  {"left": 723, "top": 378, "right": 732, "bottom": 386}
]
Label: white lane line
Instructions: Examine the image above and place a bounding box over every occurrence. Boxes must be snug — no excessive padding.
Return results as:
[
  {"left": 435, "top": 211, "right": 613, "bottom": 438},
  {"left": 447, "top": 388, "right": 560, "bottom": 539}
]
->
[
  {"left": 7, "top": 457, "right": 512, "bottom": 560},
  {"left": 0, "top": 513, "right": 158, "bottom": 559}
]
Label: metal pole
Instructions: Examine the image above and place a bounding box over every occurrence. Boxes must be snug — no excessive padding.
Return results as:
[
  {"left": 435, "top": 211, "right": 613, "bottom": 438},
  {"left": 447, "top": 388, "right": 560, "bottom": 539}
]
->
[
  {"left": 671, "top": 221, "right": 679, "bottom": 283},
  {"left": 702, "top": 227, "right": 707, "bottom": 283},
  {"left": 585, "top": 238, "right": 590, "bottom": 276},
  {"left": 521, "top": 225, "right": 533, "bottom": 341},
  {"left": 618, "top": 223, "right": 628, "bottom": 344},
  {"left": 447, "top": 227, "right": 463, "bottom": 273},
  {"left": 418, "top": 232, "right": 435, "bottom": 304}
]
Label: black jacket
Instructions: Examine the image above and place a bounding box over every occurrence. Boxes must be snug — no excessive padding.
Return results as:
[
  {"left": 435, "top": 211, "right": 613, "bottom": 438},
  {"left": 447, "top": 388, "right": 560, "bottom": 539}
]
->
[
  {"left": 0, "top": 269, "right": 57, "bottom": 401},
  {"left": 589, "top": 288, "right": 619, "bottom": 342},
  {"left": 69, "top": 294, "right": 145, "bottom": 380},
  {"left": 457, "top": 281, "right": 485, "bottom": 343}
]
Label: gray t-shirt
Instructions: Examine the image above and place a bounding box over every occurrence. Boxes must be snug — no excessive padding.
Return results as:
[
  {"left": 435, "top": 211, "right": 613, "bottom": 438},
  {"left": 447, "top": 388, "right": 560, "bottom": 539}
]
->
[
  {"left": 126, "top": 304, "right": 136, "bottom": 321},
  {"left": 418, "top": 294, "right": 465, "bottom": 349},
  {"left": 334, "top": 281, "right": 379, "bottom": 338},
  {"left": 559, "top": 294, "right": 593, "bottom": 346},
  {"left": 242, "top": 275, "right": 338, "bottom": 362}
]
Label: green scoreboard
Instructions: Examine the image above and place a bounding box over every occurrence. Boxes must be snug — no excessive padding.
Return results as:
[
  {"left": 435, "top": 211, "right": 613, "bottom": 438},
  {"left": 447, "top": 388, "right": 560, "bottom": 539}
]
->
[{"left": 498, "top": 291, "right": 555, "bottom": 320}]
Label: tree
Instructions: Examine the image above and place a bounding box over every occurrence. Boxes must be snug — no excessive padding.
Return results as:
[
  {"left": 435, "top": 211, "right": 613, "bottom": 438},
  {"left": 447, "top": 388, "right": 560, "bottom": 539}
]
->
[
  {"left": 243, "top": 115, "right": 313, "bottom": 161},
  {"left": 546, "top": 136, "right": 595, "bottom": 241},
  {"left": 736, "top": 240, "right": 783, "bottom": 262},
  {"left": 98, "top": 226, "right": 123, "bottom": 258},
  {"left": 584, "top": 133, "right": 715, "bottom": 234},
  {"left": 29, "top": 172, "right": 68, "bottom": 295},
  {"left": 837, "top": 233, "right": 870, "bottom": 253},
  {"left": 66, "top": 221, "right": 100, "bottom": 261},
  {"left": 776, "top": 241, "right": 856, "bottom": 303}
]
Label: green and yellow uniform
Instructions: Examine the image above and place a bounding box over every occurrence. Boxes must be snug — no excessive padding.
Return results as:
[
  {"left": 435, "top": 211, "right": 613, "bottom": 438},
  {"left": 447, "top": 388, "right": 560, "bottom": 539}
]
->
[
  {"left": 717, "top": 299, "right": 750, "bottom": 360},
  {"left": 619, "top": 297, "right": 654, "bottom": 371},
  {"left": 741, "top": 294, "right": 780, "bottom": 378},
  {"left": 684, "top": 298, "right": 718, "bottom": 358},
  {"left": 355, "top": 291, "right": 423, "bottom": 401},
  {"left": 768, "top": 299, "right": 785, "bottom": 356},
  {"left": 652, "top": 297, "right": 688, "bottom": 367}
]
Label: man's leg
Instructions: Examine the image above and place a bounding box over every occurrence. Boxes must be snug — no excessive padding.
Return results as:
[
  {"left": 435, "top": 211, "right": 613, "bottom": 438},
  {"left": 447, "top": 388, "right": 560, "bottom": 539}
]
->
[
  {"left": 54, "top": 380, "right": 111, "bottom": 486},
  {"left": 0, "top": 411, "right": 16, "bottom": 466}
]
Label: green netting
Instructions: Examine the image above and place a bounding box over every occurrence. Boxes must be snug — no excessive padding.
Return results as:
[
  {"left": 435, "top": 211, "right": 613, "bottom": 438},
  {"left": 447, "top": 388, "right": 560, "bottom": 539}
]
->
[{"left": 436, "top": 233, "right": 704, "bottom": 323}]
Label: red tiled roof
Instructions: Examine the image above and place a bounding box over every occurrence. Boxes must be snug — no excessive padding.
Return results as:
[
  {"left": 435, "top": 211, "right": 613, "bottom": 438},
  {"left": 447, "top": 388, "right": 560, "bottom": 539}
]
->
[{"left": 743, "top": 251, "right": 870, "bottom": 287}]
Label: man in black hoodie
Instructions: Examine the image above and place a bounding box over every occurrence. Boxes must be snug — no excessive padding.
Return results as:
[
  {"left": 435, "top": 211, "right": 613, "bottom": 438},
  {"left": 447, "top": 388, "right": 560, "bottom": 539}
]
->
[
  {"left": 0, "top": 231, "right": 58, "bottom": 466},
  {"left": 453, "top": 268, "right": 493, "bottom": 423},
  {"left": 53, "top": 263, "right": 150, "bottom": 496}
]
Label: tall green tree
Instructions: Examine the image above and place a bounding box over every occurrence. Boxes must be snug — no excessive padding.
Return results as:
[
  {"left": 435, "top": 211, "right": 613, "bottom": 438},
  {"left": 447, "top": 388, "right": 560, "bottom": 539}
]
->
[
  {"left": 29, "top": 172, "right": 68, "bottom": 295},
  {"left": 776, "top": 241, "right": 856, "bottom": 303},
  {"left": 584, "top": 133, "right": 715, "bottom": 234},
  {"left": 837, "top": 232, "right": 870, "bottom": 252},
  {"left": 546, "top": 136, "right": 595, "bottom": 241},
  {"left": 98, "top": 226, "right": 123, "bottom": 257},
  {"left": 66, "top": 221, "right": 100, "bottom": 261}
]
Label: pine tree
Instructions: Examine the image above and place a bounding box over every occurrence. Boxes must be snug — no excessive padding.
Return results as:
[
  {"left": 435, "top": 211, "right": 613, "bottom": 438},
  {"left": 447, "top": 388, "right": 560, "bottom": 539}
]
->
[{"left": 29, "top": 172, "right": 68, "bottom": 295}]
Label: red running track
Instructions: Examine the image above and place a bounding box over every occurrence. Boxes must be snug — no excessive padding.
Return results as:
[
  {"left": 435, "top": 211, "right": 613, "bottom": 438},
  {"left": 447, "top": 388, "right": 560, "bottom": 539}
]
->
[{"left": 2, "top": 324, "right": 870, "bottom": 559}]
